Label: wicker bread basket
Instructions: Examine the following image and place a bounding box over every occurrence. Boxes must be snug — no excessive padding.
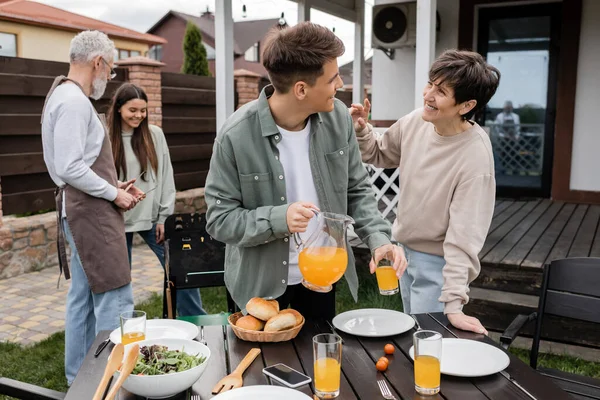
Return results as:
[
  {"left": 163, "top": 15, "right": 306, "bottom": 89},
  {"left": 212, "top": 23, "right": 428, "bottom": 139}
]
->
[{"left": 228, "top": 311, "right": 305, "bottom": 342}]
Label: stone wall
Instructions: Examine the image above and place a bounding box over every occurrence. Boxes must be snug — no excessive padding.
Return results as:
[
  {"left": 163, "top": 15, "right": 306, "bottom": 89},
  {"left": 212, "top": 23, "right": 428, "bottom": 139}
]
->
[{"left": 0, "top": 188, "right": 206, "bottom": 279}]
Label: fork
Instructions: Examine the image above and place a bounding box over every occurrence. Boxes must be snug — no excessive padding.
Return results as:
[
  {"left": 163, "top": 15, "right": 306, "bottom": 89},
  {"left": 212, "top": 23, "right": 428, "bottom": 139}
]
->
[
  {"left": 377, "top": 379, "right": 397, "bottom": 400},
  {"left": 200, "top": 326, "right": 206, "bottom": 346},
  {"left": 191, "top": 395, "right": 200, "bottom": 400}
]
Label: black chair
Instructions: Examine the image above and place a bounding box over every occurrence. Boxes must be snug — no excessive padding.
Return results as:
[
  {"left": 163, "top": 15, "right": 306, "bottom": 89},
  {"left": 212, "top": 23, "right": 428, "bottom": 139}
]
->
[
  {"left": 500, "top": 257, "right": 600, "bottom": 400},
  {"left": 0, "top": 377, "right": 65, "bottom": 400},
  {"left": 162, "top": 213, "right": 236, "bottom": 319}
]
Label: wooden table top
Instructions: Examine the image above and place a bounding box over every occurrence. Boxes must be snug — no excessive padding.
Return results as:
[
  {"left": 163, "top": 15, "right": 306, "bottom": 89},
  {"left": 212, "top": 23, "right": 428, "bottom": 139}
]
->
[{"left": 65, "top": 312, "right": 572, "bottom": 399}]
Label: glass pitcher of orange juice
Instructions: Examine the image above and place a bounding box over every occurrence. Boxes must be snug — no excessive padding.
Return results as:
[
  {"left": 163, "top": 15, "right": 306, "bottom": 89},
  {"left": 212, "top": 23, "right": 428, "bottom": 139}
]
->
[{"left": 294, "top": 211, "right": 355, "bottom": 293}]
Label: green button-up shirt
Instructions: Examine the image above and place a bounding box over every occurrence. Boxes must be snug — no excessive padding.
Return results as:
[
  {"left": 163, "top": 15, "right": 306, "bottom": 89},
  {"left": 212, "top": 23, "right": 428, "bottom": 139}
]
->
[{"left": 205, "top": 86, "right": 392, "bottom": 308}]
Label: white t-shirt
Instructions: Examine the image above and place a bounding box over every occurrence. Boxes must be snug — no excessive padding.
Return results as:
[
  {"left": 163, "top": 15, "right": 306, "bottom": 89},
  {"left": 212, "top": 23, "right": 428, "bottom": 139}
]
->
[{"left": 276, "top": 119, "right": 320, "bottom": 285}]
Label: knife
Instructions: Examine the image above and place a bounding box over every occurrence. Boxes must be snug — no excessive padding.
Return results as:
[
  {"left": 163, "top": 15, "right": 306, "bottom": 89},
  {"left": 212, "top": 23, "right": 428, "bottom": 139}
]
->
[{"left": 500, "top": 370, "right": 538, "bottom": 400}]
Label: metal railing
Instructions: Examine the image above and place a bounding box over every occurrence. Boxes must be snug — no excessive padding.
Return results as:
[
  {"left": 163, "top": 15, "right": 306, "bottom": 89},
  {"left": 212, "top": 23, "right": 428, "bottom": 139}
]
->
[{"left": 488, "top": 123, "right": 545, "bottom": 176}]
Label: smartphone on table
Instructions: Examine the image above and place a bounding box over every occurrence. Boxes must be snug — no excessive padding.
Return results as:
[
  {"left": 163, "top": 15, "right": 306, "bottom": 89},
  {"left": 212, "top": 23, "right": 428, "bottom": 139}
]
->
[{"left": 263, "top": 363, "right": 312, "bottom": 388}]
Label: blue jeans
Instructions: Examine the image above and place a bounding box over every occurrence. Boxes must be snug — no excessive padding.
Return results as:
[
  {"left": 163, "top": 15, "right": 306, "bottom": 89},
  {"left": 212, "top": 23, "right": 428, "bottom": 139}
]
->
[
  {"left": 126, "top": 224, "right": 206, "bottom": 317},
  {"left": 63, "top": 220, "right": 134, "bottom": 385},
  {"left": 400, "top": 247, "right": 446, "bottom": 314}
]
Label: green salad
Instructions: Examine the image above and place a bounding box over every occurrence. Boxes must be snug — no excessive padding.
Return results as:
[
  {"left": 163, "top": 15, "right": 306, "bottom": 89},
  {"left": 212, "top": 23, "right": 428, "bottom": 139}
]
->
[{"left": 132, "top": 345, "right": 207, "bottom": 376}]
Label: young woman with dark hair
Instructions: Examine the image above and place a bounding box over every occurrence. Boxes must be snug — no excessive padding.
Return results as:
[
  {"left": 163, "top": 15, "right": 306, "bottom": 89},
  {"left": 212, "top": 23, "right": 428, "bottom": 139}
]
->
[{"left": 107, "top": 83, "right": 205, "bottom": 316}]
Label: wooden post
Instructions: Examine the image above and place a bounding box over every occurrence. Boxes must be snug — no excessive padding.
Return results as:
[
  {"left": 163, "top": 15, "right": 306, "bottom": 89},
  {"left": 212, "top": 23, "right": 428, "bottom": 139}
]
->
[
  {"left": 215, "top": 0, "right": 235, "bottom": 132},
  {"left": 415, "top": 0, "right": 437, "bottom": 108},
  {"left": 116, "top": 56, "right": 165, "bottom": 127},
  {"left": 353, "top": 0, "right": 365, "bottom": 105}
]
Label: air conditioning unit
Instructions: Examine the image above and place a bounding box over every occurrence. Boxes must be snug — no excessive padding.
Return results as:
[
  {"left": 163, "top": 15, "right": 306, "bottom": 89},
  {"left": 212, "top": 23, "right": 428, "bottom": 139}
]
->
[{"left": 372, "top": 2, "right": 418, "bottom": 50}]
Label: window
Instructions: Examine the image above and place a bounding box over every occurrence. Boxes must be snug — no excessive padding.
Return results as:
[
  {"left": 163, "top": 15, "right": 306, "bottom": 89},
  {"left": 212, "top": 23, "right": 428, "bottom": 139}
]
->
[
  {"left": 148, "top": 45, "right": 162, "bottom": 61},
  {"left": 203, "top": 42, "right": 215, "bottom": 60},
  {"left": 244, "top": 42, "right": 259, "bottom": 62},
  {"left": 131, "top": 50, "right": 140, "bottom": 57},
  {"left": 0, "top": 32, "right": 17, "bottom": 57},
  {"left": 119, "top": 49, "right": 129, "bottom": 60}
]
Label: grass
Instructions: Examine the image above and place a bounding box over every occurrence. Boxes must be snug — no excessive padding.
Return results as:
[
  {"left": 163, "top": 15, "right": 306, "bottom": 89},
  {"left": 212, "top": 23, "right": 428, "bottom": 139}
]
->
[{"left": 1, "top": 267, "right": 599, "bottom": 399}]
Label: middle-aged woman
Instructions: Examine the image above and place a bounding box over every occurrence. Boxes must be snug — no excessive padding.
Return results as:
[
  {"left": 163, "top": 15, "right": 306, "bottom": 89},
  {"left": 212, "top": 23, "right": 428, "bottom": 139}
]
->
[{"left": 350, "top": 49, "right": 501, "bottom": 334}]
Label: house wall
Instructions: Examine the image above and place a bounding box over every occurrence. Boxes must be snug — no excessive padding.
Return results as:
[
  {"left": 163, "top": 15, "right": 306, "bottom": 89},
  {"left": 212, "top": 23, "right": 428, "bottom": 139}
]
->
[
  {"left": 569, "top": 0, "right": 600, "bottom": 192},
  {"left": 0, "top": 20, "right": 149, "bottom": 62},
  {"left": 371, "top": 0, "right": 460, "bottom": 120},
  {"left": 150, "top": 15, "right": 186, "bottom": 73}
]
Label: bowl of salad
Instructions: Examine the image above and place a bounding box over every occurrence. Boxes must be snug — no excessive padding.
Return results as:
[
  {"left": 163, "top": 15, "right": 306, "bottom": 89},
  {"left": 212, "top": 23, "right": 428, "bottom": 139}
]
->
[{"left": 117, "top": 338, "right": 211, "bottom": 398}]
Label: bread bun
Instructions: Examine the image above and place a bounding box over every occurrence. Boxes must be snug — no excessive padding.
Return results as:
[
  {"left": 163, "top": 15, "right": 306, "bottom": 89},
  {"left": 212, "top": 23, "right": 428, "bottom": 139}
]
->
[
  {"left": 267, "top": 299, "right": 280, "bottom": 313},
  {"left": 279, "top": 309, "right": 303, "bottom": 326},
  {"left": 264, "top": 313, "right": 297, "bottom": 332},
  {"left": 236, "top": 315, "right": 265, "bottom": 331},
  {"left": 246, "top": 297, "right": 278, "bottom": 321}
]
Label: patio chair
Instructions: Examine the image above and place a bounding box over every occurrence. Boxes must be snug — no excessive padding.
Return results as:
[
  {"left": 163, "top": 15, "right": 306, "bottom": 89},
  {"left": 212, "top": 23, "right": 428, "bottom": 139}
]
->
[
  {"left": 162, "top": 212, "right": 236, "bottom": 319},
  {"left": 500, "top": 257, "right": 600, "bottom": 400},
  {"left": 0, "top": 377, "right": 65, "bottom": 400}
]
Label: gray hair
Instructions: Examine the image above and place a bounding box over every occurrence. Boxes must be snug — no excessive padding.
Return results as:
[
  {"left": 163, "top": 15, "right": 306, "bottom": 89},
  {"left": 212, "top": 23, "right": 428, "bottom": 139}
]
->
[{"left": 69, "top": 30, "right": 115, "bottom": 64}]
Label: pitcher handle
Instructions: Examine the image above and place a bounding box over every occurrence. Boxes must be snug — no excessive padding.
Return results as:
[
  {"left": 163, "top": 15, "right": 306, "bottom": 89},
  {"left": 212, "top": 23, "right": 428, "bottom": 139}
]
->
[{"left": 293, "top": 208, "right": 320, "bottom": 250}]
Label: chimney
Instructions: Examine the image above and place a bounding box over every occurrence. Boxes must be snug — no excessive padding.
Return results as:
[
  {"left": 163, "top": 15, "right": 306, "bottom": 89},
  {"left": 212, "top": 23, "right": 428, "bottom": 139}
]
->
[{"left": 201, "top": 5, "right": 214, "bottom": 20}]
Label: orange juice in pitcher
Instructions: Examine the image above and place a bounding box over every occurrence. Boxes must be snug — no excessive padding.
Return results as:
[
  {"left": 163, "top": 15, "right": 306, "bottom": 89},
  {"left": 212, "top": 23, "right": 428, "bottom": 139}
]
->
[
  {"left": 294, "top": 211, "right": 354, "bottom": 293},
  {"left": 299, "top": 247, "right": 348, "bottom": 288}
]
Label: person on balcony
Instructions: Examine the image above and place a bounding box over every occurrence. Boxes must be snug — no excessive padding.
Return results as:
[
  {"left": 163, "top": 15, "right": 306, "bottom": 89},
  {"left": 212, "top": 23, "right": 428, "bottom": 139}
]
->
[
  {"left": 350, "top": 50, "right": 500, "bottom": 335},
  {"left": 106, "top": 83, "right": 206, "bottom": 317},
  {"left": 204, "top": 22, "right": 407, "bottom": 320},
  {"left": 495, "top": 100, "right": 521, "bottom": 140},
  {"left": 41, "top": 30, "right": 142, "bottom": 384}
]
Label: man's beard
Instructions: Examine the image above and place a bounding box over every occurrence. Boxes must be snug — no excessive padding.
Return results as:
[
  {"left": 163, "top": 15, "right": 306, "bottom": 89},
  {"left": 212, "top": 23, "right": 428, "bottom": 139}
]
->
[{"left": 90, "top": 76, "right": 107, "bottom": 100}]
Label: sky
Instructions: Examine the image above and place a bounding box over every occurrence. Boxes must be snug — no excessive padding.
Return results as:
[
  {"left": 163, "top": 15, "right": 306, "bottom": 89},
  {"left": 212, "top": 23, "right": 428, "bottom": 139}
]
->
[{"left": 34, "top": 0, "right": 375, "bottom": 66}]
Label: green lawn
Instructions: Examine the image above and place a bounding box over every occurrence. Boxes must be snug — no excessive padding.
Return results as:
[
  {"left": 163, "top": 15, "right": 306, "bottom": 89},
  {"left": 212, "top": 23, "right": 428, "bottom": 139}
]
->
[{"left": 1, "top": 267, "right": 599, "bottom": 399}]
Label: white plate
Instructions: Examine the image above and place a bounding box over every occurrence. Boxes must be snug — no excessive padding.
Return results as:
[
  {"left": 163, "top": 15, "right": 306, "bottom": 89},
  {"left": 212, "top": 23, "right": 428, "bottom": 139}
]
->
[
  {"left": 109, "top": 319, "right": 199, "bottom": 344},
  {"left": 409, "top": 338, "right": 510, "bottom": 377},
  {"left": 211, "top": 385, "right": 312, "bottom": 399},
  {"left": 332, "top": 309, "right": 415, "bottom": 337}
]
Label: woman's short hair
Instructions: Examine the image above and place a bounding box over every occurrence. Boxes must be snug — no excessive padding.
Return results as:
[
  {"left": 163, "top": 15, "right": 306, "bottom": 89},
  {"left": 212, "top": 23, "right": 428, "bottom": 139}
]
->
[
  {"left": 429, "top": 50, "right": 501, "bottom": 120},
  {"left": 69, "top": 30, "right": 115, "bottom": 64},
  {"left": 262, "top": 22, "right": 344, "bottom": 93}
]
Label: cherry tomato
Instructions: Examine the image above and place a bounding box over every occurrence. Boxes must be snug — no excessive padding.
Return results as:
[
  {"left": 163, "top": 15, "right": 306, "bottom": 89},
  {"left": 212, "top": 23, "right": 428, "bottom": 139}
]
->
[
  {"left": 376, "top": 359, "right": 388, "bottom": 371},
  {"left": 379, "top": 356, "right": 390, "bottom": 366},
  {"left": 384, "top": 344, "right": 395, "bottom": 355}
]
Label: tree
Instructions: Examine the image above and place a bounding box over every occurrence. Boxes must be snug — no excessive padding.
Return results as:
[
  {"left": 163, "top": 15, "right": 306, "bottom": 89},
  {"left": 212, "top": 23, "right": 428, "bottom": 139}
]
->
[{"left": 182, "top": 21, "right": 210, "bottom": 76}]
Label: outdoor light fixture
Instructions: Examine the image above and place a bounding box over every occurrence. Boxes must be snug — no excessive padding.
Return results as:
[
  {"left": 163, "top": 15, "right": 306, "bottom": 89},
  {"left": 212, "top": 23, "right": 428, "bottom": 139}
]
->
[
  {"left": 242, "top": 4, "right": 247, "bottom": 18},
  {"left": 279, "top": 12, "right": 286, "bottom": 26}
]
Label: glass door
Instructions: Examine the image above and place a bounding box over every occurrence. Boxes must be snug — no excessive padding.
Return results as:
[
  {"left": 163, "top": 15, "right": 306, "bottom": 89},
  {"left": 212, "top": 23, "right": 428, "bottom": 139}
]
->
[{"left": 477, "top": 3, "right": 561, "bottom": 198}]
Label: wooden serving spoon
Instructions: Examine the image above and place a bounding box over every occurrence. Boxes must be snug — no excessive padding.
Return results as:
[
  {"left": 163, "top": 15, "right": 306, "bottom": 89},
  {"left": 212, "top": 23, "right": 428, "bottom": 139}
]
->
[
  {"left": 104, "top": 343, "right": 140, "bottom": 400},
  {"left": 91, "top": 343, "right": 124, "bottom": 400}
]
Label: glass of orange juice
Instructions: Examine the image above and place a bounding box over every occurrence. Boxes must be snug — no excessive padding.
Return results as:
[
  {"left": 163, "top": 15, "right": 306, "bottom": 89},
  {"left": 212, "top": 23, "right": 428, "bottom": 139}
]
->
[
  {"left": 313, "top": 333, "right": 342, "bottom": 399},
  {"left": 120, "top": 310, "right": 146, "bottom": 345},
  {"left": 413, "top": 330, "right": 442, "bottom": 395},
  {"left": 375, "top": 253, "right": 399, "bottom": 295}
]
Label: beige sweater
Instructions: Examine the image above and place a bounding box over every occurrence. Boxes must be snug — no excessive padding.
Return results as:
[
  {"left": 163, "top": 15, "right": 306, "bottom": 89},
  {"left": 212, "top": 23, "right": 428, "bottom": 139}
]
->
[{"left": 356, "top": 108, "right": 495, "bottom": 313}]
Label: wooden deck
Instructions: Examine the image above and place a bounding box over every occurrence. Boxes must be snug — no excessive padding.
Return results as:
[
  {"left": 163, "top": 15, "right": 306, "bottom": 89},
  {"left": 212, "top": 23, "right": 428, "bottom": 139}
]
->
[
  {"left": 350, "top": 198, "right": 600, "bottom": 351},
  {"left": 351, "top": 197, "right": 600, "bottom": 295},
  {"left": 482, "top": 198, "right": 600, "bottom": 269}
]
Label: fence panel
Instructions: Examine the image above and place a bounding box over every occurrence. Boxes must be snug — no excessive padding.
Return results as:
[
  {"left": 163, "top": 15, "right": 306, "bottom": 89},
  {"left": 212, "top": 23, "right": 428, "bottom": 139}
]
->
[
  {"left": 0, "top": 56, "right": 127, "bottom": 215},
  {"left": 161, "top": 72, "right": 216, "bottom": 191}
]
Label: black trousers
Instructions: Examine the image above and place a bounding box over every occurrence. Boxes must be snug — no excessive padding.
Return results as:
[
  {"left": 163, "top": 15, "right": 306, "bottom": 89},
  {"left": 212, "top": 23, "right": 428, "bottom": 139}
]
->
[{"left": 275, "top": 284, "right": 336, "bottom": 321}]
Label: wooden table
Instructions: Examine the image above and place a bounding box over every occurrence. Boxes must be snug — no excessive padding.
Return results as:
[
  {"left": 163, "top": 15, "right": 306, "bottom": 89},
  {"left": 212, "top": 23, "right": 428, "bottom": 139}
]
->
[{"left": 65, "top": 313, "right": 572, "bottom": 399}]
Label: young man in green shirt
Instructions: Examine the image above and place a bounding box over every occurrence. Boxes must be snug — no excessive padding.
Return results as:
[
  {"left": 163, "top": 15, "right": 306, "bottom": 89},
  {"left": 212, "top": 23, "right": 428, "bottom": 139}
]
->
[{"left": 205, "top": 22, "right": 406, "bottom": 319}]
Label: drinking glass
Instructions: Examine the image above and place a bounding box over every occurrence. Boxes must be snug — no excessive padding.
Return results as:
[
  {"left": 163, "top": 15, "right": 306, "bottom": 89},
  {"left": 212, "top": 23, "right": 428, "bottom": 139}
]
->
[
  {"left": 313, "top": 333, "right": 342, "bottom": 399},
  {"left": 375, "top": 252, "right": 399, "bottom": 295},
  {"left": 413, "top": 330, "right": 442, "bottom": 395},
  {"left": 120, "top": 310, "right": 146, "bottom": 345}
]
